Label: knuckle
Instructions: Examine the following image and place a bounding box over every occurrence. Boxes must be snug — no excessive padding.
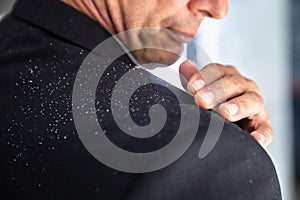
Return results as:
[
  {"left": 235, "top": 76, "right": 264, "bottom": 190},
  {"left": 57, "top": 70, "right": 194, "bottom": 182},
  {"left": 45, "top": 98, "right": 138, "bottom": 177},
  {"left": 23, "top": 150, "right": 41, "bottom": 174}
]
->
[
  {"left": 214, "top": 63, "right": 226, "bottom": 77},
  {"left": 246, "top": 78, "right": 260, "bottom": 92},
  {"left": 226, "top": 65, "right": 239, "bottom": 74},
  {"left": 225, "top": 75, "right": 245, "bottom": 93},
  {"left": 250, "top": 91, "right": 264, "bottom": 105},
  {"left": 190, "top": 71, "right": 202, "bottom": 82},
  {"left": 238, "top": 99, "right": 249, "bottom": 113}
]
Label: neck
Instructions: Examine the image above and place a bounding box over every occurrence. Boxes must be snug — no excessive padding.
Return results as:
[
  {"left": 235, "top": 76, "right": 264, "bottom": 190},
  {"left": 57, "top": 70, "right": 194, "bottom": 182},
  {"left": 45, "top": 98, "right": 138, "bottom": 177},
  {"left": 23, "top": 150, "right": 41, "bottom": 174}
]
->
[{"left": 61, "top": 0, "right": 125, "bottom": 35}]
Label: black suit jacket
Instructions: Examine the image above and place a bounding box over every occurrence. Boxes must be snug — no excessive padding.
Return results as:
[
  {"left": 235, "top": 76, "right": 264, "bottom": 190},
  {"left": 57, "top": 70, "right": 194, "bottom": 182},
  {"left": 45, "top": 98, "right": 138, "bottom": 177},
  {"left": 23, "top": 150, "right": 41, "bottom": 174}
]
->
[{"left": 0, "top": 0, "right": 281, "bottom": 199}]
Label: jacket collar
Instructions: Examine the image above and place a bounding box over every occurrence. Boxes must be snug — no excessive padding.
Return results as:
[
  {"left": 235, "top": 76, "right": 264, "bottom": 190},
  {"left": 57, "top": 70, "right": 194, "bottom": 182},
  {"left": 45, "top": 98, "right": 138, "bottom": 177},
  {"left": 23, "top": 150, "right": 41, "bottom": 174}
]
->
[{"left": 12, "top": 0, "right": 111, "bottom": 51}]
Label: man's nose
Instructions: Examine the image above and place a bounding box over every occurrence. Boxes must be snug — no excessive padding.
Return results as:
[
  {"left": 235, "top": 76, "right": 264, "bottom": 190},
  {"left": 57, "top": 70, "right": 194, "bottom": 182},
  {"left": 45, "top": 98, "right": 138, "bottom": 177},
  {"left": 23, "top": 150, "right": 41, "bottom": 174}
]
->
[{"left": 188, "top": 0, "right": 228, "bottom": 19}]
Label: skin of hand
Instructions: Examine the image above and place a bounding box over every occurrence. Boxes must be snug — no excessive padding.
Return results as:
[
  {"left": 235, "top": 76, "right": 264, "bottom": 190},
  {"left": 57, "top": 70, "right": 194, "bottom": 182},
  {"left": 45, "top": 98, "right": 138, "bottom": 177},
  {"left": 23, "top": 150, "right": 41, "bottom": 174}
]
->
[{"left": 179, "top": 60, "right": 273, "bottom": 148}]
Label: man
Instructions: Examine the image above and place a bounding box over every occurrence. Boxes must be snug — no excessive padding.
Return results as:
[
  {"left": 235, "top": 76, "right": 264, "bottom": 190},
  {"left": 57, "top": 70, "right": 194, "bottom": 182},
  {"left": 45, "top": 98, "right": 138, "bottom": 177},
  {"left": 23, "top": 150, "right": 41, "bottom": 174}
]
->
[
  {"left": 0, "top": 0, "right": 281, "bottom": 199},
  {"left": 61, "top": 0, "right": 272, "bottom": 147}
]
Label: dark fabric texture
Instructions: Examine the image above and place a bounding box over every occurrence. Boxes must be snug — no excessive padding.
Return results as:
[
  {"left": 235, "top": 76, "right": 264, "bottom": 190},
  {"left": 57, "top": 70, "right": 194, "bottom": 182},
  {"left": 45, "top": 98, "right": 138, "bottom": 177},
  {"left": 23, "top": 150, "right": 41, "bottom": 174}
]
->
[{"left": 0, "top": 0, "right": 281, "bottom": 199}]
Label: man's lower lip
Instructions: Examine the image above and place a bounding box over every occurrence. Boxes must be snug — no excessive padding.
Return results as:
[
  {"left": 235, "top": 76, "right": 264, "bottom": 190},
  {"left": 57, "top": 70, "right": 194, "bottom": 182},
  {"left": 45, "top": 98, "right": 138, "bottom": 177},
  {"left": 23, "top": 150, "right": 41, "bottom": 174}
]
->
[{"left": 167, "top": 29, "right": 193, "bottom": 43}]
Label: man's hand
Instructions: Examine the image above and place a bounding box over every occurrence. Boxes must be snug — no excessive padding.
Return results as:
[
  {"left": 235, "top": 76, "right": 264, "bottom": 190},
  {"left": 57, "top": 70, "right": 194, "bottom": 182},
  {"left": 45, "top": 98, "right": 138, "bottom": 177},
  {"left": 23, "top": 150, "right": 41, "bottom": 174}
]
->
[{"left": 179, "top": 60, "right": 273, "bottom": 148}]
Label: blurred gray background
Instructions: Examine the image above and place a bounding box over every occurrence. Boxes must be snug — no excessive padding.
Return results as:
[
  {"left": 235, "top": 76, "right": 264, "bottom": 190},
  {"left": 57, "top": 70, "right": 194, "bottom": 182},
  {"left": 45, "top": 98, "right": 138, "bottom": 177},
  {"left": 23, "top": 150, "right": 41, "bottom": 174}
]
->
[{"left": 0, "top": 0, "right": 15, "bottom": 18}]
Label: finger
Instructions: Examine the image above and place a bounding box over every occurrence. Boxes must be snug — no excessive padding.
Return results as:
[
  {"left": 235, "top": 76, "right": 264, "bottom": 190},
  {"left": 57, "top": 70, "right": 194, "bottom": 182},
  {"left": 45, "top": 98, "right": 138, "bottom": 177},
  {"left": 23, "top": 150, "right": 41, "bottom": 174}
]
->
[
  {"left": 180, "top": 62, "right": 241, "bottom": 94},
  {"left": 179, "top": 60, "right": 199, "bottom": 81},
  {"left": 186, "top": 63, "right": 225, "bottom": 94},
  {"left": 250, "top": 123, "right": 274, "bottom": 147},
  {"left": 216, "top": 91, "right": 264, "bottom": 121},
  {"left": 179, "top": 60, "right": 200, "bottom": 90},
  {"left": 194, "top": 87, "right": 215, "bottom": 109},
  {"left": 196, "top": 63, "right": 240, "bottom": 86},
  {"left": 194, "top": 74, "right": 255, "bottom": 109}
]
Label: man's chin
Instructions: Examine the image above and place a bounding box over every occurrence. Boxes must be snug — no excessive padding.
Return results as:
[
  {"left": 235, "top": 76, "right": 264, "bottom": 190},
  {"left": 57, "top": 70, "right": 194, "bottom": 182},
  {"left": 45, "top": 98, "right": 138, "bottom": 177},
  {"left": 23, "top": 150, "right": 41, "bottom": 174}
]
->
[{"left": 132, "top": 49, "right": 181, "bottom": 67}]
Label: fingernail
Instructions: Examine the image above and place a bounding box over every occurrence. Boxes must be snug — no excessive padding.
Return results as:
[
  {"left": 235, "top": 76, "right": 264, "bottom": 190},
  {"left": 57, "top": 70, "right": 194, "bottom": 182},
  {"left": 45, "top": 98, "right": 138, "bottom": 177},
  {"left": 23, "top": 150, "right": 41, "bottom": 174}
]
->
[
  {"left": 191, "top": 79, "right": 205, "bottom": 91},
  {"left": 251, "top": 133, "right": 265, "bottom": 144},
  {"left": 225, "top": 103, "right": 238, "bottom": 116},
  {"left": 199, "top": 91, "right": 214, "bottom": 105}
]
